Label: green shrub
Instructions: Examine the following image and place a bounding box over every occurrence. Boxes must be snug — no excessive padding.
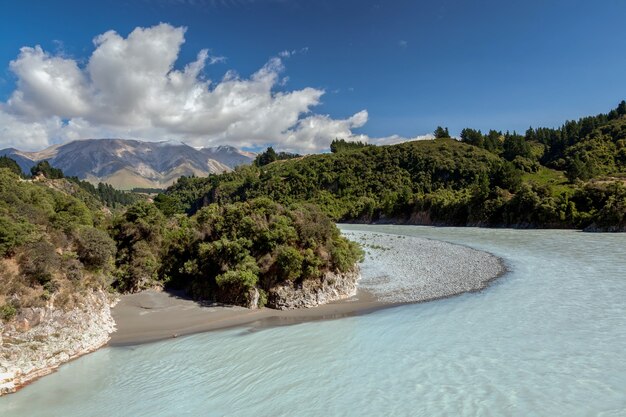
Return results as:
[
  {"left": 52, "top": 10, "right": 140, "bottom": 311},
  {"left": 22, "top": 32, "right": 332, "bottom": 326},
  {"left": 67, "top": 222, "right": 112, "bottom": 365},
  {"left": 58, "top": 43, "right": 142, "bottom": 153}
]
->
[
  {"left": 76, "top": 227, "right": 116, "bottom": 269},
  {"left": 330, "top": 239, "right": 364, "bottom": 272},
  {"left": 19, "top": 241, "right": 60, "bottom": 286},
  {"left": 0, "top": 157, "right": 22, "bottom": 176},
  {"left": 0, "top": 215, "right": 32, "bottom": 257},
  {"left": 275, "top": 246, "right": 304, "bottom": 281},
  {"left": 0, "top": 303, "right": 17, "bottom": 322},
  {"left": 43, "top": 280, "right": 60, "bottom": 294}
]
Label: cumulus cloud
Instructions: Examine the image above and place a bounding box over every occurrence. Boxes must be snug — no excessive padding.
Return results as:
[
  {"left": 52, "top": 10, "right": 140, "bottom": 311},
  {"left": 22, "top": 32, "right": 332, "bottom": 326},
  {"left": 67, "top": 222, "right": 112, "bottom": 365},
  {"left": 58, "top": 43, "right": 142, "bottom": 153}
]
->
[{"left": 0, "top": 23, "right": 421, "bottom": 152}]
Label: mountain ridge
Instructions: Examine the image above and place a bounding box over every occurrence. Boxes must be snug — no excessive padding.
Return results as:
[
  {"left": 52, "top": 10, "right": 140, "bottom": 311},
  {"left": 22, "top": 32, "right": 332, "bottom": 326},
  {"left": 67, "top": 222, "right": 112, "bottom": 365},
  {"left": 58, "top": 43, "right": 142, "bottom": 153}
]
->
[{"left": 0, "top": 139, "right": 255, "bottom": 190}]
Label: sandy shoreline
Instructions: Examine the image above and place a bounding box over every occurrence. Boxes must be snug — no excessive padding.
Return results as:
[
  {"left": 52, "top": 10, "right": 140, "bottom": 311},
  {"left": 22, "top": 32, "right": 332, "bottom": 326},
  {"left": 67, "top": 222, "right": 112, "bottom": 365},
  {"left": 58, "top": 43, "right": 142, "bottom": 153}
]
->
[
  {"left": 110, "top": 230, "right": 506, "bottom": 346},
  {"left": 109, "top": 289, "right": 384, "bottom": 346}
]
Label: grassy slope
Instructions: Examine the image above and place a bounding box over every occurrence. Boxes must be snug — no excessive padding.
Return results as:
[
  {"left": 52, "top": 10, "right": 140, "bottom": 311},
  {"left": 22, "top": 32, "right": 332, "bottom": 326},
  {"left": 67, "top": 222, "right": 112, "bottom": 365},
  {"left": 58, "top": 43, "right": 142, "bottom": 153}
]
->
[{"left": 522, "top": 167, "right": 571, "bottom": 196}]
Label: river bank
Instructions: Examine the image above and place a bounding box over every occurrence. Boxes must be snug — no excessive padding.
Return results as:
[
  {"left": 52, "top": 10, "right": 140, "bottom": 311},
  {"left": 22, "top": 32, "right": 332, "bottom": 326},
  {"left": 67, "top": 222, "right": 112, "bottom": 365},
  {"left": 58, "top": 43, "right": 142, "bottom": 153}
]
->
[
  {"left": 1, "top": 229, "right": 505, "bottom": 394},
  {"left": 0, "top": 290, "right": 116, "bottom": 395},
  {"left": 110, "top": 230, "right": 505, "bottom": 345}
]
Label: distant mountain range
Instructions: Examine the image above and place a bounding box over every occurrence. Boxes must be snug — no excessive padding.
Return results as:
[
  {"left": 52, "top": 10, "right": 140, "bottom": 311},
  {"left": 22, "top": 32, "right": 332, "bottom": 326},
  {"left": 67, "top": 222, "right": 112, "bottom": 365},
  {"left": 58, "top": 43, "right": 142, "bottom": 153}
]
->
[{"left": 0, "top": 139, "right": 255, "bottom": 189}]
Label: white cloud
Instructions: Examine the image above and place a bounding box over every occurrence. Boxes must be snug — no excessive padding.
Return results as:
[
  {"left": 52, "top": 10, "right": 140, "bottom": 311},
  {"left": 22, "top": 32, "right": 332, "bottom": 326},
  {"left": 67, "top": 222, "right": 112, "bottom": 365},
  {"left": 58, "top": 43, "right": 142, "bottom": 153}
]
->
[
  {"left": 0, "top": 24, "right": 424, "bottom": 152},
  {"left": 207, "top": 53, "right": 226, "bottom": 65},
  {"left": 278, "top": 47, "right": 308, "bottom": 58},
  {"left": 371, "top": 134, "right": 434, "bottom": 146}
]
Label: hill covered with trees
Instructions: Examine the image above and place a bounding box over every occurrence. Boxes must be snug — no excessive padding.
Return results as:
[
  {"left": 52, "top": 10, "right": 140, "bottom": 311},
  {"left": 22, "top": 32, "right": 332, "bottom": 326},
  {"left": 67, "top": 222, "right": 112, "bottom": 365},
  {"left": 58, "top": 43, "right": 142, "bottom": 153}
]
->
[{"left": 159, "top": 102, "right": 626, "bottom": 231}]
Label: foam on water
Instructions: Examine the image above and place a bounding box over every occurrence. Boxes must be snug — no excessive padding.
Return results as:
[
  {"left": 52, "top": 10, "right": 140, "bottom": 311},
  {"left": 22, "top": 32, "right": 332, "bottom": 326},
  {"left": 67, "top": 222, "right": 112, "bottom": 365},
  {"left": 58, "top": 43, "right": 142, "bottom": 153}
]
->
[{"left": 1, "top": 226, "right": 625, "bottom": 416}]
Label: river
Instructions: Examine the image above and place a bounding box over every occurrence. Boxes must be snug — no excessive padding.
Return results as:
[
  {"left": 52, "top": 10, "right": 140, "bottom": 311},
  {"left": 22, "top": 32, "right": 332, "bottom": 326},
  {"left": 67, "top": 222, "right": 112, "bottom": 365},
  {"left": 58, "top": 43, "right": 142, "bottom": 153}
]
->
[{"left": 1, "top": 225, "right": 625, "bottom": 416}]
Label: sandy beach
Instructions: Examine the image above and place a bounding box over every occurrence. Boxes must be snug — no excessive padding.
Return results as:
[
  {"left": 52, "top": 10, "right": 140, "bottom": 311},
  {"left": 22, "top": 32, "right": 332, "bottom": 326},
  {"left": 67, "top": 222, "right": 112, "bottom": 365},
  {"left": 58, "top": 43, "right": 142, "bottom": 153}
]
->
[
  {"left": 110, "top": 230, "right": 506, "bottom": 346},
  {"left": 110, "top": 289, "right": 384, "bottom": 345}
]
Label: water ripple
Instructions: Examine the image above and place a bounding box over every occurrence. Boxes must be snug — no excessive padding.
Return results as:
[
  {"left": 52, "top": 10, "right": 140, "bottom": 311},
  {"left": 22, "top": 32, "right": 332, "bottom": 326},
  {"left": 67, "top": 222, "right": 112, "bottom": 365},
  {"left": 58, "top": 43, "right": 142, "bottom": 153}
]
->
[{"left": 1, "top": 227, "right": 625, "bottom": 416}]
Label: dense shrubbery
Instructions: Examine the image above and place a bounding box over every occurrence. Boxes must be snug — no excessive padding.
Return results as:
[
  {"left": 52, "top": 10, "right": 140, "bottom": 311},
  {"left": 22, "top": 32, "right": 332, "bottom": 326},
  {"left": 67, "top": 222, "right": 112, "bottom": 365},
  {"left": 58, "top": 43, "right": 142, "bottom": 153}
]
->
[
  {"left": 0, "top": 168, "right": 117, "bottom": 315},
  {"left": 0, "top": 164, "right": 365, "bottom": 312},
  {"left": 113, "top": 198, "right": 362, "bottom": 307},
  {"left": 3, "top": 156, "right": 139, "bottom": 209},
  {"left": 161, "top": 139, "right": 508, "bottom": 218}
]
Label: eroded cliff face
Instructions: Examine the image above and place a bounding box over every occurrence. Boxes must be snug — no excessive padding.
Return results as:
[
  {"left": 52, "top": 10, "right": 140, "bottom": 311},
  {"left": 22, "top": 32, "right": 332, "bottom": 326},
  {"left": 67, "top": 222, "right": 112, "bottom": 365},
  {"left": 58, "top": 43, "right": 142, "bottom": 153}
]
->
[
  {"left": 0, "top": 290, "right": 116, "bottom": 396},
  {"left": 268, "top": 267, "right": 360, "bottom": 310}
]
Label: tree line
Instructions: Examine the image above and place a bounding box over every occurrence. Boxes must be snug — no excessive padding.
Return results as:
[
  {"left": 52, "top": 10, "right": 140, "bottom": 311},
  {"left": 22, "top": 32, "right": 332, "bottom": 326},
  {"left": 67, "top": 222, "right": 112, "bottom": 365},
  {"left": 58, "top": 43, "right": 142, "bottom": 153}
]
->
[{"left": 160, "top": 102, "right": 626, "bottom": 231}]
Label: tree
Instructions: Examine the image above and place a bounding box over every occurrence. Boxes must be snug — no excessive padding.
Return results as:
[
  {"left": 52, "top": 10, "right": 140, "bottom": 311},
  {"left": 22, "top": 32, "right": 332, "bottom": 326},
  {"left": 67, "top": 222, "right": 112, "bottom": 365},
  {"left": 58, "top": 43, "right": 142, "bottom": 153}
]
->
[
  {"left": 111, "top": 201, "right": 166, "bottom": 291},
  {"left": 434, "top": 126, "right": 451, "bottom": 139},
  {"left": 502, "top": 133, "right": 532, "bottom": 161},
  {"left": 566, "top": 156, "right": 592, "bottom": 182},
  {"left": 255, "top": 147, "right": 278, "bottom": 166},
  {"left": 19, "top": 241, "right": 60, "bottom": 286},
  {"left": 483, "top": 130, "right": 503, "bottom": 154},
  {"left": 330, "top": 139, "right": 371, "bottom": 153},
  {"left": 76, "top": 227, "right": 116, "bottom": 269},
  {"left": 460, "top": 128, "right": 483, "bottom": 147},
  {"left": 31, "top": 160, "right": 64, "bottom": 179},
  {"left": 617, "top": 100, "right": 626, "bottom": 116},
  {"left": 0, "top": 156, "right": 22, "bottom": 176}
]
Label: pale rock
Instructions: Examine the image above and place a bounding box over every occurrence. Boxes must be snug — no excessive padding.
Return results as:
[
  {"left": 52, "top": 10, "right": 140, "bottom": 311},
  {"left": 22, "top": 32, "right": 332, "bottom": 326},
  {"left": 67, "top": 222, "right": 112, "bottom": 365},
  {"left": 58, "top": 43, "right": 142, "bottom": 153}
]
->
[
  {"left": 0, "top": 290, "right": 117, "bottom": 396},
  {"left": 268, "top": 267, "right": 361, "bottom": 310}
]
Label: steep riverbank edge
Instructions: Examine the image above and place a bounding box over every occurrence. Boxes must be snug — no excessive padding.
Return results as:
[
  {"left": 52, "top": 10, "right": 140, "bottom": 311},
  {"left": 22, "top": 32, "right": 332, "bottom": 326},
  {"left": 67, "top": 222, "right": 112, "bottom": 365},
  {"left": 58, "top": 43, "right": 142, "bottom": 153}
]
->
[
  {"left": 0, "top": 267, "right": 365, "bottom": 396},
  {"left": 0, "top": 290, "right": 117, "bottom": 396}
]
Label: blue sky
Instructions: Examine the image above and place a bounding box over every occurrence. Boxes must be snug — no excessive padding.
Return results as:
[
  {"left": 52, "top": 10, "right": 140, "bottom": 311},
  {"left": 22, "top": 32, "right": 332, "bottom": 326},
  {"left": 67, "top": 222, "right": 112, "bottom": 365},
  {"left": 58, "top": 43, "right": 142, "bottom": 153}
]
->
[{"left": 1, "top": 0, "right": 625, "bottom": 151}]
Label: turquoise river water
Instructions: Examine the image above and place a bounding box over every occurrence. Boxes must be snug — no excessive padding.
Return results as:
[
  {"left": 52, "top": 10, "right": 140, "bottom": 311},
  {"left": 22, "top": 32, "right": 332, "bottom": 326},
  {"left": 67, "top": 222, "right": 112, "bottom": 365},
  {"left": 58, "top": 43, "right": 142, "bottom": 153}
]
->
[{"left": 1, "top": 225, "right": 625, "bottom": 416}]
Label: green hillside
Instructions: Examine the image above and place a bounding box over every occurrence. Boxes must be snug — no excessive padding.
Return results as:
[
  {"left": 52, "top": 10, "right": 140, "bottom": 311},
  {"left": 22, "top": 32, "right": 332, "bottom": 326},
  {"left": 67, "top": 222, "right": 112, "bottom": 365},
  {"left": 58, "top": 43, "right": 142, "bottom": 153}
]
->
[
  {"left": 160, "top": 103, "right": 626, "bottom": 231},
  {"left": 0, "top": 170, "right": 115, "bottom": 320}
]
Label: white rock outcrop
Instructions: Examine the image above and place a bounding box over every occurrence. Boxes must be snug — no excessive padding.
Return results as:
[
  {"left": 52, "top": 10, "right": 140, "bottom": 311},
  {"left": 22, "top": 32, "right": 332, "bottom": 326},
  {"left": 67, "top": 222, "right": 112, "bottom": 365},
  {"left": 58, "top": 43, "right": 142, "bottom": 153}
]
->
[
  {"left": 0, "top": 290, "right": 116, "bottom": 396},
  {"left": 268, "top": 267, "right": 361, "bottom": 310}
]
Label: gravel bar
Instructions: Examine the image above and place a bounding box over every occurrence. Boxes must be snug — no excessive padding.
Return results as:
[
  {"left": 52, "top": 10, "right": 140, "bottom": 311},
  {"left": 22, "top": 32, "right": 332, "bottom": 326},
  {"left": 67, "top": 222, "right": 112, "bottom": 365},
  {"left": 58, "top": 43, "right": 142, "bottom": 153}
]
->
[{"left": 343, "top": 230, "right": 506, "bottom": 304}]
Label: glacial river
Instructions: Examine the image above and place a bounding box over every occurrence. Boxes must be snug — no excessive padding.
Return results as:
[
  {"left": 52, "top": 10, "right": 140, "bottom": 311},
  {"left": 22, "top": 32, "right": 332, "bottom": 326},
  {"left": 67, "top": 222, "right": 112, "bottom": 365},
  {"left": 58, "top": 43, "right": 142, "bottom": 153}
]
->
[{"left": 1, "top": 226, "right": 625, "bottom": 416}]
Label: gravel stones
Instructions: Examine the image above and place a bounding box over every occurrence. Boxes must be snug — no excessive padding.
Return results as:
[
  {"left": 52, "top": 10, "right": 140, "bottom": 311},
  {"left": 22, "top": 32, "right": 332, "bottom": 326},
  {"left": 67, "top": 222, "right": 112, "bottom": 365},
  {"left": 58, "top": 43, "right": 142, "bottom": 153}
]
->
[{"left": 344, "top": 231, "right": 505, "bottom": 304}]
